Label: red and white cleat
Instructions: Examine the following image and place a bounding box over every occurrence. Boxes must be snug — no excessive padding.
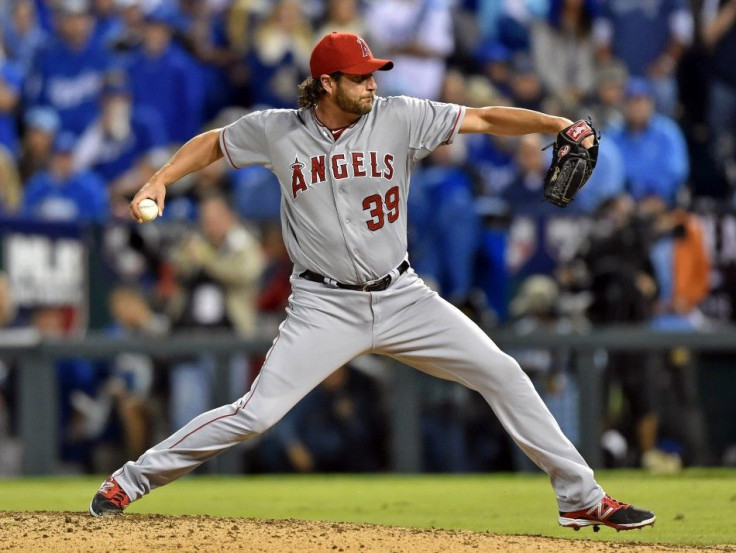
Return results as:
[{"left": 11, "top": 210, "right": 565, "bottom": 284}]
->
[
  {"left": 559, "top": 494, "right": 655, "bottom": 531},
  {"left": 89, "top": 477, "right": 131, "bottom": 516}
]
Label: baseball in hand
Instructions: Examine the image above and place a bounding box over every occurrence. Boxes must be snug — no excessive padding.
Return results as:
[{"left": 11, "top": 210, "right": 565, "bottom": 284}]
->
[{"left": 138, "top": 198, "right": 159, "bottom": 222}]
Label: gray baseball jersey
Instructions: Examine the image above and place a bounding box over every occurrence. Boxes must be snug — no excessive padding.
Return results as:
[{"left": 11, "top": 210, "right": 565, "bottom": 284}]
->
[
  {"left": 110, "top": 96, "right": 604, "bottom": 516},
  {"left": 219, "top": 96, "right": 464, "bottom": 284}
]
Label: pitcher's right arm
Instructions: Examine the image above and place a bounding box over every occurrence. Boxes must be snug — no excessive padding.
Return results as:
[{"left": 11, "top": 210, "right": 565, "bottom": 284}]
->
[{"left": 130, "top": 129, "right": 224, "bottom": 222}]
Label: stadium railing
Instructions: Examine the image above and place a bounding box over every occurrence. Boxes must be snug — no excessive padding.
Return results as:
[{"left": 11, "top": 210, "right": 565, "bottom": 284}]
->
[{"left": 2, "top": 326, "right": 736, "bottom": 474}]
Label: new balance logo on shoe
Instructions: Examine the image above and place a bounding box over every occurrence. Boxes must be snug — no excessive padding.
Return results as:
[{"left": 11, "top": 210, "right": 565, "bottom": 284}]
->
[{"left": 586, "top": 501, "right": 616, "bottom": 521}]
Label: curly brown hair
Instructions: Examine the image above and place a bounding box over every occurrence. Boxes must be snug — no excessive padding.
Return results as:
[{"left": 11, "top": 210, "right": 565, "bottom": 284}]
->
[{"left": 297, "top": 72, "right": 342, "bottom": 109}]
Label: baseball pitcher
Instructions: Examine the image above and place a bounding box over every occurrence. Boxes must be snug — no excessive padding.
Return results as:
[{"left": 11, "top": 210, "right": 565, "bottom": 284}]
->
[{"left": 90, "top": 32, "right": 654, "bottom": 532}]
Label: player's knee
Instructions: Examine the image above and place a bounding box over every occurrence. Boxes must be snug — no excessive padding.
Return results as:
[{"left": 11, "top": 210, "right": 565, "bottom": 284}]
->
[
  {"left": 507, "top": 354, "right": 525, "bottom": 373},
  {"left": 246, "top": 411, "right": 284, "bottom": 434},
  {"left": 469, "top": 352, "right": 527, "bottom": 390},
  {"left": 494, "top": 352, "right": 526, "bottom": 378}
]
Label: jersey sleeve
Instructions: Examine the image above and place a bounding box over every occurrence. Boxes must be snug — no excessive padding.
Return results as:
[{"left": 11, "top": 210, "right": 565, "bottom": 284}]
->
[
  {"left": 392, "top": 96, "right": 465, "bottom": 164},
  {"left": 219, "top": 110, "right": 272, "bottom": 169}
]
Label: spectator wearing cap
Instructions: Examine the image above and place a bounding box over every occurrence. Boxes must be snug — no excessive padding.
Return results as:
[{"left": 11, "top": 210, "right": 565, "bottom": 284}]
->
[
  {"left": 23, "top": 0, "right": 114, "bottom": 136},
  {"left": 124, "top": 3, "right": 205, "bottom": 144},
  {"left": 73, "top": 71, "right": 168, "bottom": 218},
  {"left": 21, "top": 132, "right": 108, "bottom": 222},
  {"left": 364, "top": 0, "right": 454, "bottom": 101},
  {"left": 0, "top": 49, "right": 23, "bottom": 157},
  {"left": 593, "top": 0, "right": 694, "bottom": 116},
  {"left": 509, "top": 53, "right": 545, "bottom": 111},
  {"left": 475, "top": 40, "right": 514, "bottom": 99},
  {"left": 476, "top": 0, "right": 549, "bottom": 51},
  {"left": 606, "top": 78, "right": 689, "bottom": 206},
  {"left": 19, "top": 106, "right": 60, "bottom": 181}
]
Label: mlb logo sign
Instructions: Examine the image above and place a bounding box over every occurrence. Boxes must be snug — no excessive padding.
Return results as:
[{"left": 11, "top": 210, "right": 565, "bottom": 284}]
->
[{"left": 565, "top": 121, "right": 591, "bottom": 142}]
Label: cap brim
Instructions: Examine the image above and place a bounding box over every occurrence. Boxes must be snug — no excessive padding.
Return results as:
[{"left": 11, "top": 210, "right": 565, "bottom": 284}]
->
[{"left": 340, "top": 58, "right": 394, "bottom": 75}]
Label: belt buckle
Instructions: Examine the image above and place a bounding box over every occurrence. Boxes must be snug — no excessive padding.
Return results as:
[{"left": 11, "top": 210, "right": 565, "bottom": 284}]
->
[
  {"left": 361, "top": 281, "right": 375, "bottom": 292},
  {"left": 364, "top": 275, "right": 390, "bottom": 292}
]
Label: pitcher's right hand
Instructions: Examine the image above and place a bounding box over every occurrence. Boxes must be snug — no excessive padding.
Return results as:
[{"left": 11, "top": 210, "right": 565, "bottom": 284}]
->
[{"left": 130, "top": 181, "right": 166, "bottom": 223}]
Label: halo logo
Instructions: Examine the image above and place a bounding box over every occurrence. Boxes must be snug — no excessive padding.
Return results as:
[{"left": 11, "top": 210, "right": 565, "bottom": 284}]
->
[{"left": 357, "top": 37, "right": 370, "bottom": 58}]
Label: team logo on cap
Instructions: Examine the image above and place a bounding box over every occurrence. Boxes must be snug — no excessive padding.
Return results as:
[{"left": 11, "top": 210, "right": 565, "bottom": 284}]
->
[{"left": 357, "top": 37, "right": 370, "bottom": 58}]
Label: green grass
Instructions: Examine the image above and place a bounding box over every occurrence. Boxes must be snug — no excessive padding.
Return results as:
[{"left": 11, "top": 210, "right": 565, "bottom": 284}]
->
[{"left": 1, "top": 469, "right": 735, "bottom": 546}]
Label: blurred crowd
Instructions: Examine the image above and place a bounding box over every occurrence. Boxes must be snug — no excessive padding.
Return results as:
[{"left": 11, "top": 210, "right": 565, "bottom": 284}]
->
[{"left": 1, "top": 0, "right": 736, "bottom": 476}]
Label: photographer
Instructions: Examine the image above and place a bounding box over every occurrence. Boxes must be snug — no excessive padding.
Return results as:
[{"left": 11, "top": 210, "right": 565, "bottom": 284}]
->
[
  {"left": 641, "top": 195, "right": 711, "bottom": 468},
  {"left": 569, "top": 194, "right": 660, "bottom": 469}
]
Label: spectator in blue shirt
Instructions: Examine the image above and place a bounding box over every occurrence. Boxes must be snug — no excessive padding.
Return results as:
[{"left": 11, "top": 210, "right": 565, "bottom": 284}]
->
[
  {"left": 593, "top": 0, "right": 693, "bottom": 116},
  {"left": 175, "top": 0, "right": 237, "bottom": 121},
  {"left": 572, "top": 137, "right": 626, "bottom": 214},
  {"left": 1, "top": 0, "right": 48, "bottom": 74},
  {"left": 74, "top": 71, "right": 169, "bottom": 216},
  {"left": 476, "top": 0, "right": 549, "bottom": 51},
  {"left": 91, "top": 0, "right": 126, "bottom": 48},
  {"left": 124, "top": 4, "right": 205, "bottom": 144},
  {"left": 409, "top": 144, "right": 479, "bottom": 304},
  {"left": 509, "top": 53, "right": 545, "bottom": 112},
  {"left": 232, "top": 165, "right": 282, "bottom": 222},
  {"left": 501, "top": 134, "right": 548, "bottom": 213},
  {"left": 24, "top": 0, "right": 113, "bottom": 136},
  {"left": 475, "top": 40, "right": 514, "bottom": 100},
  {"left": 0, "top": 54, "right": 23, "bottom": 157},
  {"left": 21, "top": 132, "right": 109, "bottom": 222},
  {"left": 246, "top": 0, "right": 312, "bottom": 108},
  {"left": 606, "top": 78, "right": 689, "bottom": 206}
]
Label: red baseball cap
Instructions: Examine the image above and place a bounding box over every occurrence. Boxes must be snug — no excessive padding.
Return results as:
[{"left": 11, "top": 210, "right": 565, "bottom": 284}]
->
[{"left": 310, "top": 32, "right": 393, "bottom": 78}]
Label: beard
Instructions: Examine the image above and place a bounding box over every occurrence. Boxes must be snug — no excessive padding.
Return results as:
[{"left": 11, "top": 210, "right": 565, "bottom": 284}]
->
[{"left": 335, "top": 85, "right": 375, "bottom": 115}]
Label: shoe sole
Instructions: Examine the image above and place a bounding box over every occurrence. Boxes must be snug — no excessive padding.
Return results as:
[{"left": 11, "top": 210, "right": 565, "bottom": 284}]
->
[
  {"left": 89, "top": 500, "right": 123, "bottom": 517},
  {"left": 559, "top": 515, "right": 656, "bottom": 531}
]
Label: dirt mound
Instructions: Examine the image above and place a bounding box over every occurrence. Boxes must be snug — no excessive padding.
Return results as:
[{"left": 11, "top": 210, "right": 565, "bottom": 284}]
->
[{"left": 0, "top": 511, "right": 729, "bottom": 552}]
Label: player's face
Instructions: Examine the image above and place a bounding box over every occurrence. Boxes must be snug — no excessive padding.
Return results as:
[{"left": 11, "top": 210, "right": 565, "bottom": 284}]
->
[{"left": 334, "top": 73, "right": 377, "bottom": 115}]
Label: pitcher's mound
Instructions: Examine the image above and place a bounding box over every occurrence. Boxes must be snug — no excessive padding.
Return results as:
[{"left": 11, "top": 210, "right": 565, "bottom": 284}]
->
[{"left": 0, "top": 511, "right": 710, "bottom": 552}]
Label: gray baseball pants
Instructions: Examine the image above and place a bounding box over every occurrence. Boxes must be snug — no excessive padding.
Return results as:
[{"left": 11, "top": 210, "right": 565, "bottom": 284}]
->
[{"left": 114, "top": 269, "right": 604, "bottom": 512}]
